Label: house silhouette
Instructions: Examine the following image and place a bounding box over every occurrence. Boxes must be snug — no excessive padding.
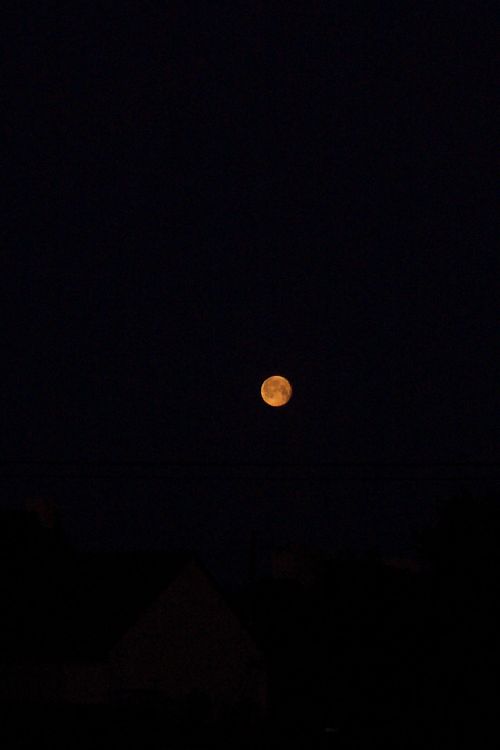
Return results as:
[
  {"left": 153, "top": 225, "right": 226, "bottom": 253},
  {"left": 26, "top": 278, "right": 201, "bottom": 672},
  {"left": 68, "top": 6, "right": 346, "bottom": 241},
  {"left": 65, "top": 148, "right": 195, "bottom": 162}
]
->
[{"left": 0, "top": 511, "right": 266, "bottom": 720}]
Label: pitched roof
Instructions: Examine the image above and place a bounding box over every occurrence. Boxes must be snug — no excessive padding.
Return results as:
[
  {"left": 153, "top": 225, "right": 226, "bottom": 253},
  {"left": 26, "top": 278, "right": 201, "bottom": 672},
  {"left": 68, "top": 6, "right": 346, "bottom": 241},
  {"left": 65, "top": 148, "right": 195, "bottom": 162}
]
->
[
  {"left": 63, "top": 551, "right": 193, "bottom": 657},
  {"left": 0, "top": 548, "right": 194, "bottom": 661}
]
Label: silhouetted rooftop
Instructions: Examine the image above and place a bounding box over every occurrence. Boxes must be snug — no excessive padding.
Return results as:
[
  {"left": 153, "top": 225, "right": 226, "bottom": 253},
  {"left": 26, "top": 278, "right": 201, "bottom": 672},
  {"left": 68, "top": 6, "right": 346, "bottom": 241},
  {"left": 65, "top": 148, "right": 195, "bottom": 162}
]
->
[{"left": 0, "top": 544, "right": 194, "bottom": 660}]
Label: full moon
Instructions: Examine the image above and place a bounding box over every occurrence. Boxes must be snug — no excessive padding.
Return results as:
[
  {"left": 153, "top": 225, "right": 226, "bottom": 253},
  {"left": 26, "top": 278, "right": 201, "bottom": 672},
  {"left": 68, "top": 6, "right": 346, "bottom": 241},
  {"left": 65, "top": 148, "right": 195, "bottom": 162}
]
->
[{"left": 260, "top": 375, "right": 292, "bottom": 407}]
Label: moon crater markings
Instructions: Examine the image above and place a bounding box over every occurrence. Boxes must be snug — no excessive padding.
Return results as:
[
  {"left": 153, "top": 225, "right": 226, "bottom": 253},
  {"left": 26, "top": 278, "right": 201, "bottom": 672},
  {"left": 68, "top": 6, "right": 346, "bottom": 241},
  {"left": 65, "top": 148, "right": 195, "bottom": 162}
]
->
[{"left": 261, "top": 375, "right": 292, "bottom": 407}]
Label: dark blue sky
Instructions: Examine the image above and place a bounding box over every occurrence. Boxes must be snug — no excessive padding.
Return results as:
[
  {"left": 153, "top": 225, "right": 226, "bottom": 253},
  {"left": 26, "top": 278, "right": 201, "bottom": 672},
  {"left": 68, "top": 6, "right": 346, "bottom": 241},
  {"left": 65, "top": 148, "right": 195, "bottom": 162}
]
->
[{"left": 2, "top": 3, "right": 498, "bottom": 577}]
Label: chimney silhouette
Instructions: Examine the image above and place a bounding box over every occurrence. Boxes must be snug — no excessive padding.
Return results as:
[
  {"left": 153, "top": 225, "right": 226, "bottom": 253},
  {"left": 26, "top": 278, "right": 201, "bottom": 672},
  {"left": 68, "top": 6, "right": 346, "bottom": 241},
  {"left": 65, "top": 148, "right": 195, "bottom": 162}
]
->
[{"left": 25, "top": 496, "right": 58, "bottom": 529}]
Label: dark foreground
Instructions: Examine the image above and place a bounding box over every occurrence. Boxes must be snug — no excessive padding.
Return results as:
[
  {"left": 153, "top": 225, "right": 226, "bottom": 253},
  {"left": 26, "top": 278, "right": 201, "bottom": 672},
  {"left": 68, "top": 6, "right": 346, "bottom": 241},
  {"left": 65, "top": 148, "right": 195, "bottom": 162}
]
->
[{"left": 0, "top": 703, "right": 495, "bottom": 750}]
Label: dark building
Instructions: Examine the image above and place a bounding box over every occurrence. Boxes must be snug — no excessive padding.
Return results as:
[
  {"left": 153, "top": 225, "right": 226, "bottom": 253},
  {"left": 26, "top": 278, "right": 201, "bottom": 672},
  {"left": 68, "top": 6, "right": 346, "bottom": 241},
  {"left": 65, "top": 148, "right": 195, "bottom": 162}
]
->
[{"left": 0, "top": 511, "right": 266, "bottom": 721}]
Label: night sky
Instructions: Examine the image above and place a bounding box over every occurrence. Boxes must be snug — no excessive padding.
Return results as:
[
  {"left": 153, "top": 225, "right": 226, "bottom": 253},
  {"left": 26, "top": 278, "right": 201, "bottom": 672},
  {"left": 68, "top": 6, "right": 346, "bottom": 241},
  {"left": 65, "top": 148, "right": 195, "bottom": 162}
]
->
[{"left": 3, "top": 4, "right": 498, "bottom": 580}]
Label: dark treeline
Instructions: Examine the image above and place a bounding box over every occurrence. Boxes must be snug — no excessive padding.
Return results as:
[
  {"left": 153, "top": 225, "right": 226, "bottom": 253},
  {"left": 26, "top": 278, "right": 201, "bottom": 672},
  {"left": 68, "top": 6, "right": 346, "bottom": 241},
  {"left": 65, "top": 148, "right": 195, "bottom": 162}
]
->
[{"left": 0, "top": 491, "right": 498, "bottom": 748}]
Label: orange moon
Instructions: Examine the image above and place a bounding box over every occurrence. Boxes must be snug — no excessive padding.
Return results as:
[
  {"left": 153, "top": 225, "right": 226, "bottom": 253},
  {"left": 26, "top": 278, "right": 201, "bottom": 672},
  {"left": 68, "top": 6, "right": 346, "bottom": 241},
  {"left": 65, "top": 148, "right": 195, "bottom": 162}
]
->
[{"left": 260, "top": 375, "right": 292, "bottom": 407}]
